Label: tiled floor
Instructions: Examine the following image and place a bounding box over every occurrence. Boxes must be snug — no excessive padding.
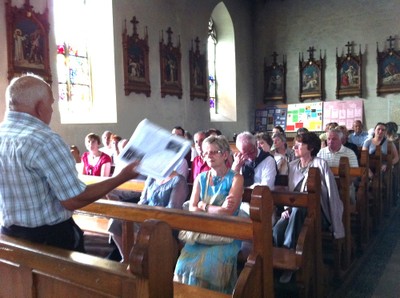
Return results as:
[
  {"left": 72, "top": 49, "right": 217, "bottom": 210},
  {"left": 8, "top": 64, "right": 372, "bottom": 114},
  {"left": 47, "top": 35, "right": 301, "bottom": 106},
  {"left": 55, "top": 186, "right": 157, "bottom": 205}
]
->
[{"left": 332, "top": 205, "right": 400, "bottom": 297}]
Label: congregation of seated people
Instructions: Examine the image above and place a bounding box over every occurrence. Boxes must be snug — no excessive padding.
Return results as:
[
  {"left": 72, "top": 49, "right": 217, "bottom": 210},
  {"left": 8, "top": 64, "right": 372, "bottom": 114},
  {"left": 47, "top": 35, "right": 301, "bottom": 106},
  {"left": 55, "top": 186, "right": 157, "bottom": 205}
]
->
[
  {"left": 75, "top": 119, "right": 399, "bottom": 292},
  {"left": 3, "top": 76, "right": 398, "bottom": 297}
]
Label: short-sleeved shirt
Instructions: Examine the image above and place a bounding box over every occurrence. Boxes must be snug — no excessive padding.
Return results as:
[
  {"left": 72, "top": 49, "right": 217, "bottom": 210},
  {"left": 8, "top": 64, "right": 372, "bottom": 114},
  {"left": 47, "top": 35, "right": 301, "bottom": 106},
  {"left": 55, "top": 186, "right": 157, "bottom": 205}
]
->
[
  {"left": 363, "top": 138, "right": 388, "bottom": 155},
  {"left": 317, "top": 145, "right": 359, "bottom": 168},
  {"left": 349, "top": 132, "right": 369, "bottom": 147},
  {"left": 0, "top": 111, "right": 86, "bottom": 228}
]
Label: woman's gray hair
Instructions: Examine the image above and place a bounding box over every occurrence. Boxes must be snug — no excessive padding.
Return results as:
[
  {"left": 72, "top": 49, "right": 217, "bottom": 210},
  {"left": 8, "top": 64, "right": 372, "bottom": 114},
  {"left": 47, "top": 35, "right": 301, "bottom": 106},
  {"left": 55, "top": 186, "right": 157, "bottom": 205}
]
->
[{"left": 203, "top": 135, "right": 231, "bottom": 153}]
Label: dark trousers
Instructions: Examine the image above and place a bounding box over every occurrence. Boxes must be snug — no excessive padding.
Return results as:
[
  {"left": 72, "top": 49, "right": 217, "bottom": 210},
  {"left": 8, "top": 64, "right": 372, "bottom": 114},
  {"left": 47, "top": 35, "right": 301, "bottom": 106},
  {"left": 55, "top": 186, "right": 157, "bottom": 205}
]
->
[{"left": 1, "top": 217, "right": 85, "bottom": 252}]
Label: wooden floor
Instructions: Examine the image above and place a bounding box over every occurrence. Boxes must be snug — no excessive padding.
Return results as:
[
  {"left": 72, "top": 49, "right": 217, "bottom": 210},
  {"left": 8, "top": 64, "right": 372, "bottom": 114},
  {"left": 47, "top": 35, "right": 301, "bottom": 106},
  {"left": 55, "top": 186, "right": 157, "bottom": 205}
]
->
[{"left": 84, "top": 231, "right": 116, "bottom": 259}]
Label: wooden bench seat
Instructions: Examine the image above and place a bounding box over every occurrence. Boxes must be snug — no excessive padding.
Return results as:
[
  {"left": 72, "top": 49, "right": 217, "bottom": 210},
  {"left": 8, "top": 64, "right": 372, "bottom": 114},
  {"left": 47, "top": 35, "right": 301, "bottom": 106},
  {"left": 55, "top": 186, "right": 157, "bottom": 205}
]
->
[
  {"left": 0, "top": 219, "right": 176, "bottom": 298},
  {"left": 366, "top": 146, "right": 383, "bottom": 226},
  {"left": 243, "top": 168, "right": 323, "bottom": 298},
  {"left": 76, "top": 186, "right": 275, "bottom": 297},
  {"left": 327, "top": 156, "right": 352, "bottom": 277}
]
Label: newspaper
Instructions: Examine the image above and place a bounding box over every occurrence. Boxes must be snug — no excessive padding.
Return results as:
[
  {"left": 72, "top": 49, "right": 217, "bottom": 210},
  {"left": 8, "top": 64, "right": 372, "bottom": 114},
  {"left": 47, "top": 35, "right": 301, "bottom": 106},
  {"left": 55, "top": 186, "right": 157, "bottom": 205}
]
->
[{"left": 116, "top": 119, "right": 191, "bottom": 180}]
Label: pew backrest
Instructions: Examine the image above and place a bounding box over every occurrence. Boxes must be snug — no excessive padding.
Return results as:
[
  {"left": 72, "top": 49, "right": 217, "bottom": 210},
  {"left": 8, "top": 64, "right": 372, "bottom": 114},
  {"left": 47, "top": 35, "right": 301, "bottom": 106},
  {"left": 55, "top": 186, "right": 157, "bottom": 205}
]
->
[
  {"left": 0, "top": 219, "right": 177, "bottom": 298},
  {"left": 77, "top": 186, "right": 275, "bottom": 298}
]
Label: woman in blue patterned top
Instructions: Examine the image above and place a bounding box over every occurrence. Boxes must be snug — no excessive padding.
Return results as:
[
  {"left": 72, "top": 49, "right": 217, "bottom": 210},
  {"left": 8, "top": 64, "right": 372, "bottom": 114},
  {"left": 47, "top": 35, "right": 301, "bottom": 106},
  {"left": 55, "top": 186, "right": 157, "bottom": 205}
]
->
[{"left": 174, "top": 135, "right": 244, "bottom": 294}]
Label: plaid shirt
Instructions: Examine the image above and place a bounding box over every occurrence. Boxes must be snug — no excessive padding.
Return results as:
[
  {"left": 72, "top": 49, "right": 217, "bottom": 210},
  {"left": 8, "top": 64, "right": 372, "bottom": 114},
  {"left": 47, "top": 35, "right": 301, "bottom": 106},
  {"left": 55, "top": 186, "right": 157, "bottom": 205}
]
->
[{"left": 0, "top": 112, "right": 86, "bottom": 228}]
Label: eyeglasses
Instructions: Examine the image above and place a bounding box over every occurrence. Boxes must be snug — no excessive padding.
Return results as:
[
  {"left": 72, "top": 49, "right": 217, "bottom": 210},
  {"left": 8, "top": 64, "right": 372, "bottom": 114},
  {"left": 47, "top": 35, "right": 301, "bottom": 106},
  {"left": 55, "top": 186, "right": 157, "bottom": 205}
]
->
[
  {"left": 292, "top": 143, "right": 301, "bottom": 149},
  {"left": 202, "top": 150, "right": 223, "bottom": 157}
]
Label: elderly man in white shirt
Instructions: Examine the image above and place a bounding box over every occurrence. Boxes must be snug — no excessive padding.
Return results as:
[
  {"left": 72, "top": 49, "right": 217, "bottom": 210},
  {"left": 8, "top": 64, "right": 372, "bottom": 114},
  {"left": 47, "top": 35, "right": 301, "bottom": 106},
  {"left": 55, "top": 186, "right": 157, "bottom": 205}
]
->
[
  {"left": 317, "top": 128, "right": 359, "bottom": 204},
  {"left": 317, "top": 128, "right": 359, "bottom": 168},
  {"left": 232, "top": 131, "right": 277, "bottom": 188}
]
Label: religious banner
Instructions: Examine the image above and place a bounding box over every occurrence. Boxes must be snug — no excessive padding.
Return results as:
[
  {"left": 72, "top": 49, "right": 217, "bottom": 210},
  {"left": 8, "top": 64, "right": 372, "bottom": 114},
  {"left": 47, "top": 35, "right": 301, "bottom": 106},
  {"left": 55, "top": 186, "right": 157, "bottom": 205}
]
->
[
  {"left": 255, "top": 106, "right": 287, "bottom": 132},
  {"left": 286, "top": 102, "right": 323, "bottom": 132},
  {"left": 323, "top": 99, "right": 364, "bottom": 129}
]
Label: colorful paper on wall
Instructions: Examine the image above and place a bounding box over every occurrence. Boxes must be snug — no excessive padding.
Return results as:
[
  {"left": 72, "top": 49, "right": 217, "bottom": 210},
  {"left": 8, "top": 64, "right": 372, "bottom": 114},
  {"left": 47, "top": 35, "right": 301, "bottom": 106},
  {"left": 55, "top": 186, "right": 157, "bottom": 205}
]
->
[
  {"left": 323, "top": 99, "right": 364, "bottom": 130},
  {"left": 255, "top": 106, "right": 287, "bottom": 132},
  {"left": 286, "top": 102, "right": 323, "bottom": 132}
]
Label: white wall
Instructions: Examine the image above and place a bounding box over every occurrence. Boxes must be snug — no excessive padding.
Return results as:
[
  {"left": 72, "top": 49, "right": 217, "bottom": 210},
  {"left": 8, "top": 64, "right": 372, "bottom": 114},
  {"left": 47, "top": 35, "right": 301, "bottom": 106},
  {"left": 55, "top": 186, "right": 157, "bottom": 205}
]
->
[
  {"left": 253, "top": 0, "right": 400, "bottom": 131},
  {"left": 2, "top": 0, "right": 396, "bottom": 149},
  {"left": 0, "top": 0, "right": 255, "bottom": 149}
]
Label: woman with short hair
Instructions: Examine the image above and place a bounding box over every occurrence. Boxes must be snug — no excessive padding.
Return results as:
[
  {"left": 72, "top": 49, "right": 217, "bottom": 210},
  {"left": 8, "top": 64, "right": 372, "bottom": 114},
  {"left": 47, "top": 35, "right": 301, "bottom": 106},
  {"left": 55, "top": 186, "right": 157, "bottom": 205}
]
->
[{"left": 174, "top": 135, "right": 243, "bottom": 294}]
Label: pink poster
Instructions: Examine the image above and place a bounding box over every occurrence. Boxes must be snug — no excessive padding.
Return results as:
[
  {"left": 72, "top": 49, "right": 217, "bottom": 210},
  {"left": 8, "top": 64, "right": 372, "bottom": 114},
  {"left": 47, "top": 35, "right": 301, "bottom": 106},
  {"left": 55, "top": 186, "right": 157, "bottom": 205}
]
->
[{"left": 323, "top": 99, "right": 364, "bottom": 130}]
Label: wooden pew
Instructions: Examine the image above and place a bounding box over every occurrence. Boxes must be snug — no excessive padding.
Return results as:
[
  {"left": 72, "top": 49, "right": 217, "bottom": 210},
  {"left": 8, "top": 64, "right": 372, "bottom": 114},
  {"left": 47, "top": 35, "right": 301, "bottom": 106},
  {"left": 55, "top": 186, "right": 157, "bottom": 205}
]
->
[
  {"left": 328, "top": 156, "right": 353, "bottom": 276},
  {"left": 365, "top": 146, "right": 383, "bottom": 227},
  {"left": 78, "top": 174, "right": 146, "bottom": 192},
  {"left": 350, "top": 150, "right": 370, "bottom": 248},
  {"left": 243, "top": 168, "right": 323, "bottom": 298},
  {"left": 393, "top": 139, "right": 400, "bottom": 206},
  {"left": 0, "top": 219, "right": 177, "bottom": 298},
  {"left": 76, "top": 186, "right": 275, "bottom": 298},
  {"left": 380, "top": 141, "right": 393, "bottom": 214}
]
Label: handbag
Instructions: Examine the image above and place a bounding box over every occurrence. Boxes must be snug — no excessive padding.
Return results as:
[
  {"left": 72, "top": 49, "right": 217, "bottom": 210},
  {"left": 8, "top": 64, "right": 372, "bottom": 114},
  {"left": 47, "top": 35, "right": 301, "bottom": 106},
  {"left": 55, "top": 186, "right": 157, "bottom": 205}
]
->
[
  {"left": 178, "top": 171, "right": 234, "bottom": 245},
  {"left": 178, "top": 230, "right": 234, "bottom": 245}
]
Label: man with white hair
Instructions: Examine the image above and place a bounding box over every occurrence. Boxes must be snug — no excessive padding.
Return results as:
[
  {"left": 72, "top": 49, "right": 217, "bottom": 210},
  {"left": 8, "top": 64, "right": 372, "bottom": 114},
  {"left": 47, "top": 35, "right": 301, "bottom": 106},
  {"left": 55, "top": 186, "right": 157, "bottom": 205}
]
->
[
  {"left": 232, "top": 131, "right": 277, "bottom": 188},
  {"left": 0, "top": 74, "right": 140, "bottom": 252},
  {"left": 317, "top": 128, "right": 359, "bottom": 168}
]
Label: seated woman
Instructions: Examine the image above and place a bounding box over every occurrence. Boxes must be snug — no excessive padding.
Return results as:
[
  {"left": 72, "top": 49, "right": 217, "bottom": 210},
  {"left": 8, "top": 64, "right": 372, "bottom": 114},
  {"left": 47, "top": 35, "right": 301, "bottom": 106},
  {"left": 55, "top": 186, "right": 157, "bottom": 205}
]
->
[
  {"left": 109, "top": 170, "right": 188, "bottom": 262},
  {"left": 174, "top": 135, "right": 243, "bottom": 294},
  {"left": 256, "top": 132, "right": 289, "bottom": 175},
  {"left": 81, "top": 133, "right": 112, "bottom": 177},
  {"left": 362, "top": 122, "right": 399, "bottom": 174},
  {"left": 272, "top": 132, "right": 344, "bottom": 283},
  {"left": 271, "top": 132, "right": 296, "bottom": 163}
]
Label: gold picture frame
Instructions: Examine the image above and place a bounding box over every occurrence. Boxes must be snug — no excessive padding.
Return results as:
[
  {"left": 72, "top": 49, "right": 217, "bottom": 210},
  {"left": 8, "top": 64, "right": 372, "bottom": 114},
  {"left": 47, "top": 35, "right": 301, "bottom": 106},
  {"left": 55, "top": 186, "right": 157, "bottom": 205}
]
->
[
  {"left": 159, "top": 27, "right": 182, "bottom": 99},
  {"left": 6, "top": 0, "right": 52, "bottom": 83},
  {"left": 377, "top": 36, "right": 400, "bottom": 96},
  {"left": 189, "top": 37, "right": 207, "bottom": 101},
  {"left": 264, "top": 51, "right": 286, "bottom": 103},
  {"left": 122, "top": 16, "right": 151, "bottom": 97},
  {"left": 336, "top": 41, "right": 363, "bottom": 98},
  {"left": 299, "top": 46, "right": 324, "bottom": 102}
]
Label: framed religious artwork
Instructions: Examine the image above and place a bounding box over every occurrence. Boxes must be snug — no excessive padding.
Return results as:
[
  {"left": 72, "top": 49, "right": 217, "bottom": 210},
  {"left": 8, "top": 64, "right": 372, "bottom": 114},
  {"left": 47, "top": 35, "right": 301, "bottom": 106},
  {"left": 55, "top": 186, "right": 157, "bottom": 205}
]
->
[
  {"left": 122, "top": 16, "right": 151, "bottom": 97},
  {"left": 5, "top": 0, "right": 52, "bottom": 83},
  {"left": 336, "top": 42, "right": 363, "bottom": 98},
  {"left": 377, "top": 36, "right": 400, "bottom": 96},
  {"left": 264, "top": 51, "right": 286, "bottom": 103},
  {"left": 189, "top": 37, "right": 207, "bottom": 101},
  {"left": 299, "top": 46, "right": 325, "bottom": 102},
  {"left": 159, "top": 27, "right": 182, "bottom": 99}
]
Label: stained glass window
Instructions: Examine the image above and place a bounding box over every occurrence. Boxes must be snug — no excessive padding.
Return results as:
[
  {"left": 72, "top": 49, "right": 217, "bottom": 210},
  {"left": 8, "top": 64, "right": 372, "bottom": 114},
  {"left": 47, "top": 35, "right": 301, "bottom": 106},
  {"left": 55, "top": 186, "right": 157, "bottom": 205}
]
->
[
  {"left": 54, "top": 0, "right": 117, "bottom": 124},
  {"left": 54, "top": 0, "right": 92, "bottom": 115},
  {"left": 57, "top": 43, "right": 91, "bottom": 108},
  {"left": 208, "top": 18, "right": 217, "bottom": 114}
]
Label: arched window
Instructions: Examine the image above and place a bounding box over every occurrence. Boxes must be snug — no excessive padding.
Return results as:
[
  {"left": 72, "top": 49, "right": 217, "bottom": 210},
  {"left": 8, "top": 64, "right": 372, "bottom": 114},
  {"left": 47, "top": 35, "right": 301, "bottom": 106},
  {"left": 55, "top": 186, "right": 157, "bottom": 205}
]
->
[
  {"left": 207, "top": 2, "right": 236, "bottom": 122},
  {"left": 208, "top": 18, "right": 217, "bottom": 114},
  {"left": 54, "top": 0, "right": 117, "bottom": 124}
]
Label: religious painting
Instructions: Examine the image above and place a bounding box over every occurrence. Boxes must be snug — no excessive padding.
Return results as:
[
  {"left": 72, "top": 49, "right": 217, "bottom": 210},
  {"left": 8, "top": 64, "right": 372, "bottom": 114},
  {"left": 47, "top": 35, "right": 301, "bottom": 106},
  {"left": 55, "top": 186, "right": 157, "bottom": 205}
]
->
[
  {"left": 122, "top": 16, "right": 151, "bottom": 97},
  {"left": 377, "top": 36, "right": 400, "bottom": 96},
  {"left": 299, "top": 46, "right": 325, "bottom": 102},
  {"left": 264, "top": 51, "right": 286, "bottom": 103},
  {"left": 336, "top": 42, "right": 363, "bottom": 98},
  {"left": 189, "top": 37, "right": 207, "bottom": 101},
  {"left": 6, "top": 0, "right": 52, "bottom": 83},
  {"left": 160, "top": 27, "right": 182, "bottom": 99}
]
